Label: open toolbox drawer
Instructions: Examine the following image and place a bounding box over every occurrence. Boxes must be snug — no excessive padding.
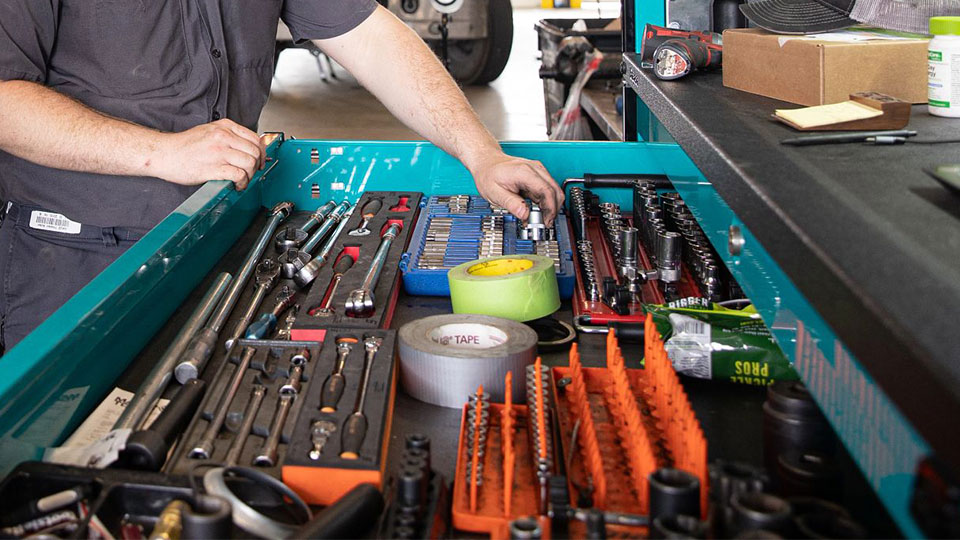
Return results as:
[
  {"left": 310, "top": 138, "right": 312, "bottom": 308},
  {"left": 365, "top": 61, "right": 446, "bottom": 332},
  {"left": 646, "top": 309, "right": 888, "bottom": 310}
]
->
[{"left": 0, "top": 138, "right": 700, "bottom": 473}]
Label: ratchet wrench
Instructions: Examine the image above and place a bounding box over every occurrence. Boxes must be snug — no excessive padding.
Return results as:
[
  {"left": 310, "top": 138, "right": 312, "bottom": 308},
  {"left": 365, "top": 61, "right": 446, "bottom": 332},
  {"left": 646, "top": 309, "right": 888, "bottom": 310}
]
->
[{"left": 345, "top": 223, "right": 401, "bottom": 318}]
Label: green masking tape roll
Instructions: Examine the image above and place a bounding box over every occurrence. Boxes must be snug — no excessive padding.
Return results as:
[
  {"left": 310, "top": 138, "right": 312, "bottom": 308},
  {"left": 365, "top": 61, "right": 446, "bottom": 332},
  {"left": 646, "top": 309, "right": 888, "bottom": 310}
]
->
[{"left": 447, "top": 255, "right": 561, "bottom": 322}]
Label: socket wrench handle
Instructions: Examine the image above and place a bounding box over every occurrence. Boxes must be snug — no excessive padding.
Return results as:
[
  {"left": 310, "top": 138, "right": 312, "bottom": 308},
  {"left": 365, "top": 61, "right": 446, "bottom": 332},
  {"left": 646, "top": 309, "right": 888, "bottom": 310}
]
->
[
  {"left": 224, "top": 259, "right": 281, "bottom": 349},
  {"left": 190, "top": 346, "right": 257, "bottom": 459},
  {"left": 244, "top": 285, "right": 295, "bottom": 340},
  {"left": 339, "top": 412, "right": 367, "bottom": 460},
  {"left": 311, "top": 254, "right": 356, "bottom": 316},
  {"left": 339, "top": 336, "right": 381, "bottom": 459},
  {"left": 348, "top": 198, "right": 382, "bottom": 236},
  {"left": 562, "top": 173, "right": 672, "bottom": 190},
  {"left": 254, "top": 393, "right": 295, "bottom": 467},
  {"left": 207, "top": 202, "right": 293, "bottom": 333},
  {"left": 302, "top": 201, "right": 337, "bottom": 232},
  {"left": 362, "top": 224, "right": 400, "bottom": 290},
  {"left": 174, "top": 203, "right": 291, "bottom": 383},
  {"left": 355, "top": 337, "right": 381, "bottom": 412},
  {"left": 292, "top": 204, "right": 354, "bottom": 288},
  {"left": 115, "top": 272, "right": 231, "bottom": 430},
  {"left": 119, "top": 378, "right": 206, "bottom": 471},
  {"left": 344, "top": 224, "right": 400, "bottom": 318},
  {"left": 301, "top": 200, "right": 351, "bottom": 254},
  {"left": 224, "top": 384, "right": 267, "bottom": 466}
]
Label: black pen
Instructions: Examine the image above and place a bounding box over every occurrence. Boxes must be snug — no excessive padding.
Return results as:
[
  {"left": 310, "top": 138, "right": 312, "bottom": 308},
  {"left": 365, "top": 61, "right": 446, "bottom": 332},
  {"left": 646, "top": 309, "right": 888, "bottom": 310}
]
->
[{"left": 781, "top": 130, "right": 917, "bottom": 146}]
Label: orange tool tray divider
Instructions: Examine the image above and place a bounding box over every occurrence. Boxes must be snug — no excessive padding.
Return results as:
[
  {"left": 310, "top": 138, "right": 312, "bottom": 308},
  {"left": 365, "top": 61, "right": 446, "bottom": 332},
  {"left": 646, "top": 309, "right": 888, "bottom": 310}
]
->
[
  {"left": 452, "top": 402, "right": 539, "bottom": 535},
  {"left": 552, "top": 319, "right": 708, "bottom": 519},
  {"left": 282, "top": 358, "right": 397, "bottom": 505}
]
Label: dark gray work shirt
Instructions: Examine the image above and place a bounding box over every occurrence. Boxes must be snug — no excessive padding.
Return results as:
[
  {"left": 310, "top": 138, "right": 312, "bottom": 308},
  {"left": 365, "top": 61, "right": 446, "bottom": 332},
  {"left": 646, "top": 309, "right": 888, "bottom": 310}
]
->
[{"left": 0, "top": 0, "right": 377, "bottom": 229}]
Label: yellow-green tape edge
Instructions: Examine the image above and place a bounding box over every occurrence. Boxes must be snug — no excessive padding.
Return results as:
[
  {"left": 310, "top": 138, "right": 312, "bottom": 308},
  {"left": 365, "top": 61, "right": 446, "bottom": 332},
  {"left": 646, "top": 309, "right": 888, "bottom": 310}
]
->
[{"left": 447, "top": 255, "right": 561, "bottom": 322}]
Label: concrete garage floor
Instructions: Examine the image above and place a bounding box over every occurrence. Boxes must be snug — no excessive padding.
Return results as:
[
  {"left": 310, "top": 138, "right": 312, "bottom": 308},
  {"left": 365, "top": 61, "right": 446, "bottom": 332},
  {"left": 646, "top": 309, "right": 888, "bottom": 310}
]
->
[{"left": 258, "top": 4, "right": 620, "bottom": 141}]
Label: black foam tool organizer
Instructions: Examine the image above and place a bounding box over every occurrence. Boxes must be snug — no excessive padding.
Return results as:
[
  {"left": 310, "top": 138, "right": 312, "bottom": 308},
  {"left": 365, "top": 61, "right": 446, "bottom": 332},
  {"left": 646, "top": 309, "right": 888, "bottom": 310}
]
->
[
  {"left": 292, "top": 192, "right": 422, "bottom": 340},
  {"left": 281, "top": 328, "right": 398, "bottom": 506},
  {"left": 168, "top": 339, "right": 324, "bottom": 476}
]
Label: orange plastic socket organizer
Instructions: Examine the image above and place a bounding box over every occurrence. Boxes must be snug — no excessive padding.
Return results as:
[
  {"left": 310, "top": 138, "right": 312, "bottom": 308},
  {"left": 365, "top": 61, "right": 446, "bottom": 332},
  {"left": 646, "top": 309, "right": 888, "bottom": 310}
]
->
[
  {"left": 553, "top": 315, "right": 708, "bottom": 521},
  {"left": 452, "top": 315, "right": 708, "bottom": 537},
  {"left": 452, "top": 373, "right": 542, "bottom": 535}
]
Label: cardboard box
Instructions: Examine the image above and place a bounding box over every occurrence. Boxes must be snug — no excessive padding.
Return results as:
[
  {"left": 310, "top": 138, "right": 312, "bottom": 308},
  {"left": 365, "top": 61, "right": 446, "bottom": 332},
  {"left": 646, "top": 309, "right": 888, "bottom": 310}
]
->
[{"left": 722, "top": 28, "right": 929, "bottom": 106}]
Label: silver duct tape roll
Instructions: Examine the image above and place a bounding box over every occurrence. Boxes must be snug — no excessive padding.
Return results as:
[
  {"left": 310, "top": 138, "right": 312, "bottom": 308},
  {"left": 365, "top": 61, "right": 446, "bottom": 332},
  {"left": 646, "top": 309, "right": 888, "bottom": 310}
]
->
[{"left": 398, "top": 314, "right": 538, "bottom": 408}]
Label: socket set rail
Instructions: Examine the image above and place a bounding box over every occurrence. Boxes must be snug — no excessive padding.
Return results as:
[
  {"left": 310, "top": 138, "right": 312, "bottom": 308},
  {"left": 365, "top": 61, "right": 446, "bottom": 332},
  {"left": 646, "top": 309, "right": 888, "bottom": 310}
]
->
[
  {"left": 400, "top": 195, "right": 576, "bottom": 298},
  {"left": 569, "top": 181, "right": 741, "bottom": 328}
]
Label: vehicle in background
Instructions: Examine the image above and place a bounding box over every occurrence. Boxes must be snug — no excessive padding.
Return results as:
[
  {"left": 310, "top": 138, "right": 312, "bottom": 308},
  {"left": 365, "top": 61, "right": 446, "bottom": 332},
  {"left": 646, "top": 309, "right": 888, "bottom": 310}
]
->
[{"left": 276, "top": 0, "right": 513, "bottom": 86}]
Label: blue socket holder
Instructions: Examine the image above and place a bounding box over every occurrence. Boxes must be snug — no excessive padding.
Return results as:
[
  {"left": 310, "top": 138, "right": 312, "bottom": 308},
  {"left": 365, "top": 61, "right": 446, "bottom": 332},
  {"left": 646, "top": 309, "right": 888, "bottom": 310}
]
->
[{"left": 399, "top": 195, "right": 575, "bottom": 298}]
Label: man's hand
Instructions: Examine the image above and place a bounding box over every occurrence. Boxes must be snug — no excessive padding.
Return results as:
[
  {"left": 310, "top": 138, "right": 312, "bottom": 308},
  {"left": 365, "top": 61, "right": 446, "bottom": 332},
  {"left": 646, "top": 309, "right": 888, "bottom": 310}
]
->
[
  {"left": 149, "top": 119, "right": 266, "bottom": 190},
  {"left": 469, "top": 152, "right": 565, "bottom": 225},
  {"left": 316, "top": 9, "right": 565, "bottom": 224}
]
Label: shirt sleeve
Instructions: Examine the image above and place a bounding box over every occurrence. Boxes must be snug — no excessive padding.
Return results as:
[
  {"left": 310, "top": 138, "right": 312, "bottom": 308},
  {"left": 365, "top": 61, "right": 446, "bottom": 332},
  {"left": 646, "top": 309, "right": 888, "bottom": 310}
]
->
[
  {"left": 0, "top": 0, "right": 57, "bottom": 82},
  {"left": 281, "top": 0, "right": 378, "bottom": 43}
]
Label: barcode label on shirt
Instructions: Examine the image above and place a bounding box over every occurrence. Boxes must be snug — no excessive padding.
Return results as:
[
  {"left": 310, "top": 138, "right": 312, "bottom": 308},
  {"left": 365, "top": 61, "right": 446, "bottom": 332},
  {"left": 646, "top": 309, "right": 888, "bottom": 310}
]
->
[{"left": 29, "top": 210, "right": 81, "bottom": 234}]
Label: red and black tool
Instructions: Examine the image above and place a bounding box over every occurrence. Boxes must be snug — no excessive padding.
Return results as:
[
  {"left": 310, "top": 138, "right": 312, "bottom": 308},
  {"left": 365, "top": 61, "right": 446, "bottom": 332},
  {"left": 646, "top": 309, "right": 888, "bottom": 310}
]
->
[{"left": 640, "top": 24, "right": 722, "bottom": 80}]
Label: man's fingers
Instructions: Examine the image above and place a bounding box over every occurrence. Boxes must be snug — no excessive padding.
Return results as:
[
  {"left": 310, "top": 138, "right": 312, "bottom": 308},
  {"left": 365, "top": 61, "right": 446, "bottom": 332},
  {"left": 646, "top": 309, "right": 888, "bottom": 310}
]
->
[
  {"left": 221, "top": 149, "right": 256, "bottom": 183},
  {"left": 520, "top": 164, "right": 559, "bottom": 225},
  {"left": 533, "top": 180, "right": 559, "bottom": 225},
  {"left": 489, "top": 185, "right": 530, "bottom": 221},
  {"left": 224, "top": 122, "right": 266, "bottom": 168},
  {"left": 217, "top": 164, "right": 250, "bottom": 190},
  {"left": 225, "top": 135, "right": 263, "bottom": 171},
  {"left": 530, "top": 160, "right": 565, "bottom": 208}
]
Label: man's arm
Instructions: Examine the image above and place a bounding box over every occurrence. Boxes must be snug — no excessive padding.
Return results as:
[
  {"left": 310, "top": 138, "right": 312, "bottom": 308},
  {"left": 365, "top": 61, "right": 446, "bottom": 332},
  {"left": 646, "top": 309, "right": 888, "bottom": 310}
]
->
[
  {"left": 0, "top": 80, "right": 264, "bottom": 189},
  {"left": 314, "top": 6, "right": 565, "bottom": 223}
]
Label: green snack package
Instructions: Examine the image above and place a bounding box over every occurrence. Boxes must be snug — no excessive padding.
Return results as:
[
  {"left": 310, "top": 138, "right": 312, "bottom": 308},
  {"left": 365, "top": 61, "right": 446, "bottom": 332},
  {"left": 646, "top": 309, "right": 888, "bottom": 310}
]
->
[{"left": 645, "top": 298, "right": 798, "bottom": 385}]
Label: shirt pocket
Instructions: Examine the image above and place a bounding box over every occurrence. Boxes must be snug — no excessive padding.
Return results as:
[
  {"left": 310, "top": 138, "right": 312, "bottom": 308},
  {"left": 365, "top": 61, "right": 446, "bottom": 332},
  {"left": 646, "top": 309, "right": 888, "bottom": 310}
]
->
[
  {"left": 90, "top": 0, "right": 191, "bottom": 98},
  {"left": 221, "top": 0, "right": 283, "bottom": 70}
]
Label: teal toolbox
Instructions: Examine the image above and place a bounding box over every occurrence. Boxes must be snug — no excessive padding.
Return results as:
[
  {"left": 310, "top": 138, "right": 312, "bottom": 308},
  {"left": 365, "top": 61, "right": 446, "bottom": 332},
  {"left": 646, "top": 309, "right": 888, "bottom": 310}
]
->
[{"left": 0, "top": 136, "right": 935, "bottom": 535}]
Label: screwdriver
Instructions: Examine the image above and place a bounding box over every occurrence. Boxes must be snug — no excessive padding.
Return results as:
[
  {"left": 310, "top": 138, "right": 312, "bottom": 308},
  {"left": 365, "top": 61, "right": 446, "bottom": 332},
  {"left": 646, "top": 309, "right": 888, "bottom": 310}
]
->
[
  {"left": 320, "top": 337, "right": 358, "bottom": 413},
  {"left": 340, "top": 336, "right": 383, "bottom": 459}
]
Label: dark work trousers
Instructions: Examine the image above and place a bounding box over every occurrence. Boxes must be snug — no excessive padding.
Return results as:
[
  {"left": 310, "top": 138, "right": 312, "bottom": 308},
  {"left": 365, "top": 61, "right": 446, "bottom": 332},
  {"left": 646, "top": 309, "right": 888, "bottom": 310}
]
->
[{"left": 0, "top": 202, "right": 145, "bottom": 354}]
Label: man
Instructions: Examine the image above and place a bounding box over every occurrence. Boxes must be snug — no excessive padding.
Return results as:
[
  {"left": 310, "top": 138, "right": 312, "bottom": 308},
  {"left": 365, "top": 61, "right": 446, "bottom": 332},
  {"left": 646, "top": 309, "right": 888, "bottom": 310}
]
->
[{"left": 0, "top": 1, "right": 564, "bottom": 352}]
